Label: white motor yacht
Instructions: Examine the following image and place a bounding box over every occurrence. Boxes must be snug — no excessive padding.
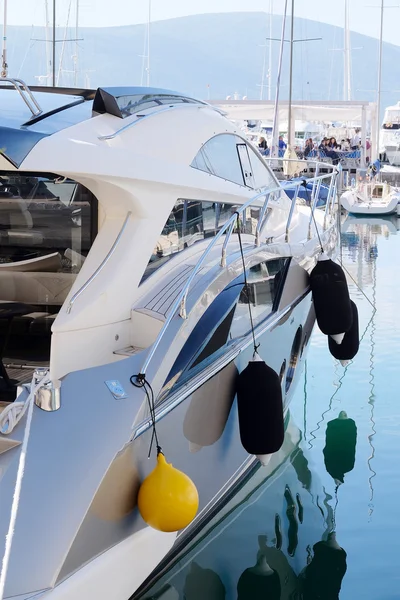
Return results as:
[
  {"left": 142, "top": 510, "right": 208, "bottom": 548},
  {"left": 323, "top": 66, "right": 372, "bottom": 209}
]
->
[
  {"left": 0, "top": 79, "right": 340, "bottom": 600},
  {"left": 380, "top": 102, "right": 400, "bottom": 166}
]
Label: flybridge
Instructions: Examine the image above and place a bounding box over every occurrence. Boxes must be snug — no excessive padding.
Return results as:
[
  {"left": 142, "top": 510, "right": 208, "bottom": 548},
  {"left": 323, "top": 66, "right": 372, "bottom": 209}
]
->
[{"left": 0, "top": 78, "right": 207, "bottom": 167}]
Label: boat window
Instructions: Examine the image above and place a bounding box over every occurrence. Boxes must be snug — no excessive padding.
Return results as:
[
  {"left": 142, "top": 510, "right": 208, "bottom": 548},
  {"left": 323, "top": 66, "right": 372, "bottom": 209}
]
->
[
  {"left": 229, "top": 257, "right": 290, "bottom": 339},
  {"left": 161, "top": 257, "right": 289, "bottom": 398},
  {"left": 191, "top": 134, "right": 245, "bottom": 186},
  {"left": 191, "top": 133, "right": 277, "bottom": 192},
  {"left": 247, "top": 145, "right": 277, "bottom": 190},
  {"left": 0, "top": 173, "right": 97, "bottom": 372},
  {"left": 143, "top": 200, "right": 262, "bottom": 281}
]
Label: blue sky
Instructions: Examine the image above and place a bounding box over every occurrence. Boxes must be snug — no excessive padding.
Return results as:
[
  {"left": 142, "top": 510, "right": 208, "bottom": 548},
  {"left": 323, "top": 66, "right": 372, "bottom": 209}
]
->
[{"left": 2, "top": 0, "right": 400, "bottom": 45}]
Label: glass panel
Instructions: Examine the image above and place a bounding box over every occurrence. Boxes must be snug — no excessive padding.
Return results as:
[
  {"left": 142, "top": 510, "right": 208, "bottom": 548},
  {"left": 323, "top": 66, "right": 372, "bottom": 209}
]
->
[
  {"left": 0, "top": 173, "right": 97, "bottom": 363},
  {"left": 191, "top": 134, "right": 245, "bottom": 186},
  {"left": 162, "top": 282, "right": 243, "bottom": 396},
  {"left": 144, "top": 200, "right": 264, "bottom": 281},
  {"left": 236, "top": 144, "right": 255, "bottom": 188},
  {"left": 247, "top": 145, "right": 277, "bottom": 190},
  {"left": 230, "top": 258, "right": 289, "bottom": 338}
]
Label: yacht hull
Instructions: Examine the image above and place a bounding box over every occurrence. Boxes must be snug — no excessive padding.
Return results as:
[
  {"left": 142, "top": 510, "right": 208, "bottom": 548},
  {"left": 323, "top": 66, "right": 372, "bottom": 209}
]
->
[
  {"left": 340, "top": 189, "right": 400, "bottom": 215},
  {"left": 385, "top": 146, "right": 400, "bottom": 166},
  {"left": 2, "top": 292, "right": 315, "bottom": 600}
]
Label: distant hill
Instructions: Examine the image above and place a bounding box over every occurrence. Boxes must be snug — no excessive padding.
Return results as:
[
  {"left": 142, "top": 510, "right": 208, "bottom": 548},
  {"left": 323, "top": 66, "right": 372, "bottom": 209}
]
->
[{"left": 4, "top": 12, "right": 400, "bottom": 115}]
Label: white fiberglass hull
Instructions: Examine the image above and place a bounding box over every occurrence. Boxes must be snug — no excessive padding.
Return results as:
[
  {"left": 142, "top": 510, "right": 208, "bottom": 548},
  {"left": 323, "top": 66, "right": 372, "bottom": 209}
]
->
[
  {"left": 5, "top": 529, "right": 176, "bottom": 600},
  {"left": 385, "top": 146, "right": 400, "bottom": 166},
  {"left": 340, "top": 189, "right": 400, "bottom": 216}
]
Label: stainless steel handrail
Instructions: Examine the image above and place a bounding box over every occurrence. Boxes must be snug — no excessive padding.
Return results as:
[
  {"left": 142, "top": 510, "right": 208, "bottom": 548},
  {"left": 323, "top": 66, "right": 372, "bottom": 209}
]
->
[
  {"left": 255, "top": 191, "right": 271, "bottom": 246},
  {"left": 66, "top": 212, "right": 132, "bottom": 314},
  {"left": 324, "top": 170, "right": 338, "bottom": 227},
  {"left": 264, "top": 157, "right": 335, "bottom": 173},
  {"left": 139, "top": 168, "right": 338, "bottom": 377},
  {"left": 285, "top": 183, "right": 300, "bottom": 242},
  {"left": 308, "top": 178, "right": 323, "bottom": 240},
  {"left": 0, "top": 77, "right": 42, "bottom": 116}
]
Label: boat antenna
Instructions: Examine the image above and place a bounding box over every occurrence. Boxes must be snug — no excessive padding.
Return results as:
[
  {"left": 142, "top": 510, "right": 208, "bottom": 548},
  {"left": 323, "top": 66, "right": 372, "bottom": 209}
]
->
[
  {"left": 271, "top": 0, "right": 288, "bottom": 158},
  {"left": 375, "top": 0, "right": 384, "bottom": 162},
  {"left": 1, "top": 0, "right": 8, "bottom": 78}
]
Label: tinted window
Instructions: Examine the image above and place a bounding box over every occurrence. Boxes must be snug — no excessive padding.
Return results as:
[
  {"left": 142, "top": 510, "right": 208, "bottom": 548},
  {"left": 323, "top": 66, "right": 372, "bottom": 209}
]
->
[
  {"left": 191, "top": 134, "right": 245, "bottom": 186},
  {"left": 143, "top": 200, "right": 262, "bottom": 280},
  {"left": 162, "top": 257, "right": 289, "bottom": 396},
  {"left": 230, "top": 258, "right": 290, "bottom": 338},
  {"left": 0, "top": 173, "right": 97, "bottom": 363},
  {"left": 0, "top": 173, "right": 96, "bottom": 302},
  {"left": 247, "top": 146, "right": 277, "bottom": 190},
  {"left": 163, "top": 282, "right": 243, "bottom": 392}
]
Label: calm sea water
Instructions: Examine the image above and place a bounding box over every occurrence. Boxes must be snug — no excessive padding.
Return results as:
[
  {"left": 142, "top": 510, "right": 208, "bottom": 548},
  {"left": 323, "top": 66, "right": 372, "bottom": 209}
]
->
[{"left": 141, "top": 215, "right": 400, "bottom": 600}]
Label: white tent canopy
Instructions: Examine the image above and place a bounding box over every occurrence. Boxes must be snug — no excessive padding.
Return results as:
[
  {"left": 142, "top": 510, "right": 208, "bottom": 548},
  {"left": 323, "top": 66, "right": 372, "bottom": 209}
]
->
[
  {"left": 210, "top": 99, "right": 378, "bottom": 160},
  {"left": 211, "top": 99, "right": 376, "bottom": 124}
]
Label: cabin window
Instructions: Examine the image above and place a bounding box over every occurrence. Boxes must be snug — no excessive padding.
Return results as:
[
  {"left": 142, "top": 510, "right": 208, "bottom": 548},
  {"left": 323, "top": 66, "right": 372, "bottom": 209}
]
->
[
  {"left": 143, "top": 199, "right": 264, "bottom": 281},
  {"left": 191, "top": 134, "right": 245, "bottom": 186},
  {"left": 161, "top": 257, "right": 289, "bottom": 398},
  {"left": 247, "top": 145, "right": 277, "bottom": 190},
  {"left": 144, "top": 200, "right": 263, "bottom": 280},
  {"left": 0, "top": 173, "right": 97, "bottom": 384},
  {"left": 191, "top": 133, "right": 278, "bottom": 192},
  {"left": 230, "top": 257, "right": 290, "bottom": 338}
]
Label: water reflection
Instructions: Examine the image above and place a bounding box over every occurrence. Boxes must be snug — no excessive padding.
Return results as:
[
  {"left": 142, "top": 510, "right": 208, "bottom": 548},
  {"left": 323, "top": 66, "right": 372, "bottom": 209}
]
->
[
  {"left": 137, "top": 216, "right": 400, "bottom": 600},
  {"left": 184, "top": 563, "right": 225, "bottom": 600},
  {"left": 300, "top": 533, "right": 347, "bottom": 600},
  {"left": 237, "top": 536, "right": 281, "bottom": 599},
  {"left": 323, "top": 412, "right": 357, "bottom": 486},
  {"left": 139, "top": 414, "right": 346, "bottom": 600}
]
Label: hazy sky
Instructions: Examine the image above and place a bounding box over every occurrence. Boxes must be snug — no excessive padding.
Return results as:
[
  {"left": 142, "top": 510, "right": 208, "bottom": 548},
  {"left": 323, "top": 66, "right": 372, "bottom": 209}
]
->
[{"left": 2, "top": 0, "right": 400, "bottom": 45}]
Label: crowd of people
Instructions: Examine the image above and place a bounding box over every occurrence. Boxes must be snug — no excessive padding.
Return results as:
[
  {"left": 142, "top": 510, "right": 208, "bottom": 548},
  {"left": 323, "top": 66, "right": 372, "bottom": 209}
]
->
[{"left": 257, "top": 129, "right": 371, "bottom": 163}]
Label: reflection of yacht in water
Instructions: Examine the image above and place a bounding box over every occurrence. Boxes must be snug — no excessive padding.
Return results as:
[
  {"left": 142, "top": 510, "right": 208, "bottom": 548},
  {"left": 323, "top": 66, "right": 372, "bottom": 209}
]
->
[
  {"left": 0, "top": 80, "right": 340, "bottom": 599},
  {"left": 342, "top": 213, "right": 400, "bottom": 235},
  {"left": 136, "top": 413, "right": 346, "bottom": 600}
]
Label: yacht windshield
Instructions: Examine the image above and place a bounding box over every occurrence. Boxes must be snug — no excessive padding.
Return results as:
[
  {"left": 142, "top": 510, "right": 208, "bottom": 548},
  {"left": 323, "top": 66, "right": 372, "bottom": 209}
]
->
[{"left": 0, "top": 173, "right": 97, "bottom": 397}]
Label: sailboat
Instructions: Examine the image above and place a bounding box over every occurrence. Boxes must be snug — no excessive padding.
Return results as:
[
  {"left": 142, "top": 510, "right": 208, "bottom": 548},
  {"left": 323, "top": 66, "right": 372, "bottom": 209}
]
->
[{"left": 340, "top": 0, "right": 400, "bottom": 216}]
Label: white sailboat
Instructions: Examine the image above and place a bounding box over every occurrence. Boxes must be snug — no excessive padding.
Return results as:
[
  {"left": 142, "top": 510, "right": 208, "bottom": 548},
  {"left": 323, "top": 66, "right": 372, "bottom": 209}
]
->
[{"left": 340, "top": 0, "right": 400, "bottom": 216}]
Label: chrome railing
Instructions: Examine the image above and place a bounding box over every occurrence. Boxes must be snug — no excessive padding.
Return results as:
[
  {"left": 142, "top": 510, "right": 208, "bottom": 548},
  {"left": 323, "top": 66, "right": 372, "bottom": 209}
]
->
[
  {"left": 0, "top": 77, "right": 42, "bottom": 117},
  {"left": 139, "top": 168, "right": 338, "bottom": 377}
]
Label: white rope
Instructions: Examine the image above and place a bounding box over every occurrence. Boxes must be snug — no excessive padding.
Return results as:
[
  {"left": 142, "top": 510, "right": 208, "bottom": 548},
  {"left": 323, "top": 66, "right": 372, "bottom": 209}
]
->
[
  {"left": 0, "top": 399, "right": 31, "bottom": 436},
  {"left": 0, "top": 375, "right": 50, "bottom": 599}
]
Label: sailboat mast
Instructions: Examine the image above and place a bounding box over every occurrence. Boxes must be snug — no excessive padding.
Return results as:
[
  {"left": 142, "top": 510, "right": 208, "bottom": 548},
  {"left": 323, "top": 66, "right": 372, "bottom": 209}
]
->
[
  {"left": 52, "top": 0, "right": 56, "bottom": 86},
  {"left": 343, "top": 0, "right": 351, "bottom": 101},
  {"left": 375, "top": 0, "right": 384, "bottom": 161},
  {"left": 146, "top": 0, "right": 151, "bottom": 86},
  {"left": 268, "top": 0, "right": 273, "bottom": 101},
  {"left": 74, "top": 0, "right": 79, "bottom": 86},
  {"left": 260, "top": 29, "right": 267, "bottom": 100},
  {"left": 271, "top": 0, "right": 288, "bottom": 157},
  {"left": 44, "top": 0, "right": 51, "bottom": 85},
  {"left": 287, "top": 0, "right": 294, "bottom": 148},
  {"left": 1, "top": 0, "right": 8, "bottom": 78}
]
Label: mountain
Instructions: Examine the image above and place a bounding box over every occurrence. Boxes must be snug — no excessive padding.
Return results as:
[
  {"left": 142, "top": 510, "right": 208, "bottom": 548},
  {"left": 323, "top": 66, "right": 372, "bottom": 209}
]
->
[{"left": 4, "top": 12, "right": 400, "bottom": 114}]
